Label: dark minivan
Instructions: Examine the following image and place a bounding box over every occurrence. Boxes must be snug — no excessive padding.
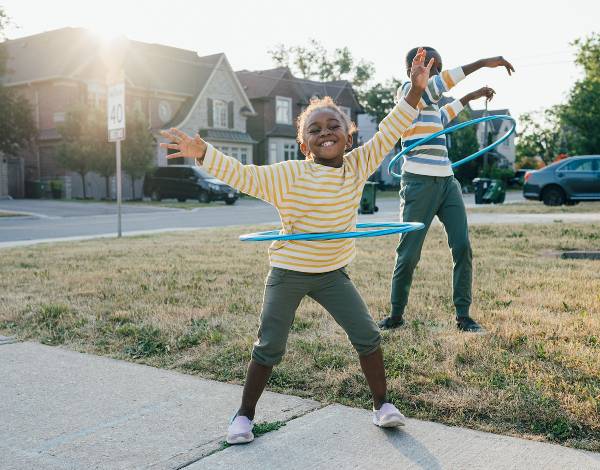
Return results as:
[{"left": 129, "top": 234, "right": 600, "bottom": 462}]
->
[
  {"left": 143, "top": 165, "right": 239, "bottom": 204},
  {"left": 523, "top": 155, "right": 600, "bottom": 206}
]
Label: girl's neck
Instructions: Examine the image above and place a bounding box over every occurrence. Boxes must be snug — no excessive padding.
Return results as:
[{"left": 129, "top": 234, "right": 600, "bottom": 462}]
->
[{"left": 313, "top": 156, "right": 344, "bottom": 168}]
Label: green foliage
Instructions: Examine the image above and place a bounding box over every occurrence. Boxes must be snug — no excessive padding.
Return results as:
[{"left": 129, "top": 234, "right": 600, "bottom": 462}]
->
[
  {"left": 120, "top": 324, "right": 168, "bottom": 358},
  {"left": 517, "top": 32, "right": 600, "bottom": 161},
  {"left": 122, "top": 108, "right": 155, "bottom": 199},
  {"left": 56, "top": 102, "right": 113, "bottom": 198},
  {"left": 516, "top": 108, "right": 566, "bottom": 164},
  {"left": 268, "top": 39, "right": 375, "bottom": 95},
  {"left": 573, "top": 33, "right": 600, "bottom": 80},
  {"left": 560, "top": 78, "right": 600, "bottom": 154},
  {"left": 0, "top": 7, "right": 37, "bottom": 156},
  {"left": 360, "top": 78, "right": 402, "bottom": 124}
]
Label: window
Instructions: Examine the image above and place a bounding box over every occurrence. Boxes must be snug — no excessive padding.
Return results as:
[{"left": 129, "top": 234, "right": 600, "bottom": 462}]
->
[
  {"left": 53, "top": 112, "right": 65, "bottom": 123},
  {"left": 562, "top": 159, "right": 595, "bottom": 172},
  {"left": 276, "top": 96, "right": 292, "bottom": 124},
  {"left": 269, "top": 142, "right": 278, "bottom": 164},
  {"left": 283, "top": 143, "right": 297, "bottom": 161},
  {"left": 213, "top": 100, "right": 228, "bottom": 128},
  {"left": 339, "top": 106, "right": 351, "bottom": 118},
  {"left": 214, "top": 145, "right": 249, "bottom": 165}
]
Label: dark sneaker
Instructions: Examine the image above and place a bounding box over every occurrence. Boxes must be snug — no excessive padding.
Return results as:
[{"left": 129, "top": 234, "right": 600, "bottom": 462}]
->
[
  {"left": 456, "top": 317, "right": 486, "bottom": 333},
  {"left": 378, "top": 316, "right": 405, "bottom": 330}
]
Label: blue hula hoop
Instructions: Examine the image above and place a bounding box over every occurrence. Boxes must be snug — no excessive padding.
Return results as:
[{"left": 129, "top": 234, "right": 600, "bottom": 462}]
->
[
  {"left": 388, "top": 115, "right": 516, "bottom": 178},
  {"left": 240, "top": 222, "right": 425, "bottom": 242}
]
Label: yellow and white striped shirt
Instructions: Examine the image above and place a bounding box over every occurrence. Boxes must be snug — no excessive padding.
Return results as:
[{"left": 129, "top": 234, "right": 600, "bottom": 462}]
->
[{"left": 200, "top": 97, "right": 418, "bottom": 273}]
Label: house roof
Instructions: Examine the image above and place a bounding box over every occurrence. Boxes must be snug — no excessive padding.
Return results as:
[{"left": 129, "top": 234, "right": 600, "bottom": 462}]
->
[
  {"left": 236, "top": 67, "right": 290, "bottom": 99},
  {"left": 1, "top": 27, "right": 221, "bottom": 98},
  {"left": 470, "top": 109, "right": 511, "bottom": 133},
  {"left": 236, "top": 67, "right": 358, "bottom": 106},
  {"left": 198, "top": 129, "right": 256, "bottom": 144}
]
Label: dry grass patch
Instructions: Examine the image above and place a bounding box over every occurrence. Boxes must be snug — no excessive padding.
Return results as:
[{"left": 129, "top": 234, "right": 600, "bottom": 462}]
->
[{"left": 1, "top": 223, "right": 599, "bottom": 451}]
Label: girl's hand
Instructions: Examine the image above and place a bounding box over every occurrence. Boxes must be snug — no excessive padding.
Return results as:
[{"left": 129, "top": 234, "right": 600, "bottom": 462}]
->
[
  {"left": 159, "top": 128, "right": 208, "bottom": 161},
  {"left": 483, "top": 56, "right": 515, "bottom": 75},
  {"left": 410, "top": 47, "right": 434, "bottom": 91}
]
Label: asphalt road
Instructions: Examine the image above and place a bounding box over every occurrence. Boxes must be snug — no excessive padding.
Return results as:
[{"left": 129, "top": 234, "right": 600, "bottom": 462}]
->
[{"left": 2, "top": 193, "right": 600, "bottom": 248}]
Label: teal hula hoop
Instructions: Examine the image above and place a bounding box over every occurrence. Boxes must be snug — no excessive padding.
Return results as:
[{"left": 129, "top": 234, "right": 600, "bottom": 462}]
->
[
  {"left": 240, "top": 222, "right": 425, "bottom": 242},
  {"left": 388, "top": 115, "right": 517, "bottom": 178}
]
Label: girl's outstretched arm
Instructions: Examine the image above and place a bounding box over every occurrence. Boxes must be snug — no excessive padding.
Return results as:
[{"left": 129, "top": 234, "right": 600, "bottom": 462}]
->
[
  {"left": 345, "top": 48, "right": 429, "bottom": 179},
  {"left": 160, "top": 129, "right": 297, "bottom": 205}
]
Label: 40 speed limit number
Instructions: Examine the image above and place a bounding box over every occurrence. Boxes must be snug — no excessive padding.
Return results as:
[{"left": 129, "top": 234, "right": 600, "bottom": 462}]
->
[{"left": 107, "top": 83, "right": 126, "bottom": 141}]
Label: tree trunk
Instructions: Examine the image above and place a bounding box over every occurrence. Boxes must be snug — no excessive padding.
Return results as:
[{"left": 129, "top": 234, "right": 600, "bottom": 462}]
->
[
  {"left": 130, "top": 174, "right": 136, "bottom": 200},
  {"left": 80, "top": 172, "right": 87, "bottom": 199}
]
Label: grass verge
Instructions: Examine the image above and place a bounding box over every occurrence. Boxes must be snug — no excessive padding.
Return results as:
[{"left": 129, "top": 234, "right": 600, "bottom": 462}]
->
[{"left": 1, "top": 223, "right": 599, "bottom": 451}]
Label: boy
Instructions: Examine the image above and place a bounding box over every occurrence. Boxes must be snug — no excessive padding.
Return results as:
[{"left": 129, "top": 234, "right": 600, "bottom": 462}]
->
[{"left": 379, "top": 47, "right": 515, "bottom": 332}]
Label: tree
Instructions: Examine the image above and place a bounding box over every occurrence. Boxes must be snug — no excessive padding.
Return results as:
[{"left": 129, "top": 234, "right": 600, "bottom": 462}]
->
[
  {"left": 0, "top": 7, "right": 36, "bottom": 156},
  {"left": 268, "top": 39, "right": 375, "bottom": 95},
  {"left": 360, "top": 78, "right": 402, "bottom": 124},
  {"left": 56, "top": 102, "right": 112, "bottom": 199},
  {"left": 557, "top": 32, "right": 600, "bottom": 155},
  {"left": 516, "top": 108, "right": 565, "bottom": 165},
  {"left": 122, "top": 108, "right": 155, "bottom": 199}
]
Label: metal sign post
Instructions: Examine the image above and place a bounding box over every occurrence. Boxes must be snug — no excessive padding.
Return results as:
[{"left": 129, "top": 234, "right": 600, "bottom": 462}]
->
[{"left": 107, "top": 82, "right": 126, "bottom": 237}]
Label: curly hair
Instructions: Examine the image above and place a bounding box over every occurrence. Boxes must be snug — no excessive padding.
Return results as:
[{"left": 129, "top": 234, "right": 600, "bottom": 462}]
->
[{"left": 296, "top": 96, "right": 357, "bottom": 149}]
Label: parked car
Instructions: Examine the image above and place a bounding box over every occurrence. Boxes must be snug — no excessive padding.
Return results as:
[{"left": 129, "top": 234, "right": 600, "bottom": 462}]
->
[
  {"left": 509, "top": 169, "right": 528, "bottom": 187},
  {"left": 143, "top": 165, "right": 239, "bottom": 204},
  {"left": 523, "top": 155, "right": 600, "bottom": 206}
]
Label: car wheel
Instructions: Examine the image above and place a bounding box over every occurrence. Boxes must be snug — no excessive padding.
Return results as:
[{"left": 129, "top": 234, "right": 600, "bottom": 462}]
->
[
  {"left": 225, "top": 198, "right": 237, "bottom": 205},
  {"left": 542, "top": 186, "right": 565, "bottom": 206},
  {"left": 177, "top": 197, "right": 186, "bottom": 202},
  {"left": 151, "top": 190, "right": 162, "bottom": 202},
  {"left": 198, "top": 191, "right": 210, "bottom": 203}
]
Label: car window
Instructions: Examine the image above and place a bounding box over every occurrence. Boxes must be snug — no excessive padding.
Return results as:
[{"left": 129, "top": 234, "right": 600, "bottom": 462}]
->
[{"left": 561, "top": 159, "right": 595, "bottom": 171}]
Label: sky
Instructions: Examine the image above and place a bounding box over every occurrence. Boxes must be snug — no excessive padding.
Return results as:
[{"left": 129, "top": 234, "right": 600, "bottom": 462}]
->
[{"left": 2, "top": 0, "right": 599, "bottom": 121}]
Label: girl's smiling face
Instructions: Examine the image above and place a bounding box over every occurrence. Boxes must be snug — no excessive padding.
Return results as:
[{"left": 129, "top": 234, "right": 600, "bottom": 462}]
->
[{"left": 300, "top": 109, "right": 353, "bottom": 167}]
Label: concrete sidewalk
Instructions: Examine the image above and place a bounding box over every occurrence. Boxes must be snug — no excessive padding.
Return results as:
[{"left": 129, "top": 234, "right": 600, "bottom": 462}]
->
[{"left": 1, "top": 341, "right": 599, "bottom": 470}]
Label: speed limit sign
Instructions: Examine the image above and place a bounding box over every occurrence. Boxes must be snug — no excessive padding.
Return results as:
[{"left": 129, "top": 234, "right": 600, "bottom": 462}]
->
[{"left": 107, "top": 83, "right": 126, "bottom": 142}]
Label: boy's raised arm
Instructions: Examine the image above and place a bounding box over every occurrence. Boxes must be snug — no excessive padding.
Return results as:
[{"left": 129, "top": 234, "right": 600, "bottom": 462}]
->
[
  {"left": 462, "top": 56, "right": 515, "bottom": 77},
  {"left": 159, "top": 129, "right": 295, "bottom": 205}
]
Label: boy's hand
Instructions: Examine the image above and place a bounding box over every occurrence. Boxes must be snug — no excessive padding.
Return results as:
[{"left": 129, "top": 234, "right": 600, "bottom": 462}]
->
[
  {"left": 160, "top": 128, "right": 208, "bottom": 161},
  {"left": 482, "top": 56, "right": 515, "bottom": 75},
  {"left": 460, "top": 86, "right": 495, "bottom": 106},
  {"left": 403, "top": 47, "right": 433, "bottom": 108}
]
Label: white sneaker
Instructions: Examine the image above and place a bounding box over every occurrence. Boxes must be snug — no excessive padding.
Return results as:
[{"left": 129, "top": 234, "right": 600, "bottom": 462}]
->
[
  {"left": 373, "top": 403, "right": 406, "bottom": 428},
  {"left": 226, "top": 415, "right": 254, "bottom": 444}
]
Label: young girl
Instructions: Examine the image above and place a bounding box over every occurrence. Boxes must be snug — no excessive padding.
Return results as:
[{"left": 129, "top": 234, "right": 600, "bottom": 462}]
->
[{"left": 160, "top": 48, "right": 432, "bottom": 445}]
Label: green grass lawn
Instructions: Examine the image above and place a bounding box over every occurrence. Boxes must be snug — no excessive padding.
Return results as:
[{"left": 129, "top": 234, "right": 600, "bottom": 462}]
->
[{"left": 1, "top": 223, "right": 599, "bottom": 451}]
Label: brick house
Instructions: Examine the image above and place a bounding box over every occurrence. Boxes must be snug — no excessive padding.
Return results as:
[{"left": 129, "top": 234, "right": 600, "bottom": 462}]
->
[
  {"left": 1, "top": 27, "right": 256, "bottom": 199},
  {"left": 236, "top": 67, "right": 362, "bottom": 165}
]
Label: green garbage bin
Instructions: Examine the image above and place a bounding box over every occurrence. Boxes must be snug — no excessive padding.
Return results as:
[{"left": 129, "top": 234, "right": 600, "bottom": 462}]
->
[
  {"left": 482, "top": 179, "right": 506, "bottom": 204},
  {"left": 359, "top": 182, "right": 378, "bottom": 214},
  {"left": 25, "top": 180, "right": 45, "bottom": 199}
]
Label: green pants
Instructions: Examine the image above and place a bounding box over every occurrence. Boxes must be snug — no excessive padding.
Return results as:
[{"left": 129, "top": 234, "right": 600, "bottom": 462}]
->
[
  {"left": 390, "top": 172, "right": 472, "bottom": 319},
  {"left": 253, "top": 267, "right": 381, "bottom": 366}
]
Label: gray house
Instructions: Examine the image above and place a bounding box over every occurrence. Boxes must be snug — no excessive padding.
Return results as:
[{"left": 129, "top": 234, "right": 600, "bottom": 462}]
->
[
  {"left": 236, "top": 67, "right": 362, "bottom": 165},
  {"left": 470, "top": 109, "right": 516, "bottom": 168}
]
